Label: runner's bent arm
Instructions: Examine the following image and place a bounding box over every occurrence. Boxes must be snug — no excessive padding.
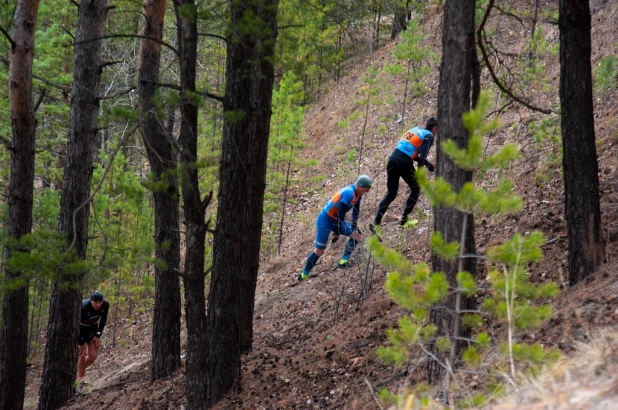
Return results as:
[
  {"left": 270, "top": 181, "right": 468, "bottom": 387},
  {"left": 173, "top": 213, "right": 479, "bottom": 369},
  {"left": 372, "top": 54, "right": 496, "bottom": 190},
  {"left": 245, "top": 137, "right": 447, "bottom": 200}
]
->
[
  {"left": 96, "top": 301, "right": 110, "bottom": 337},
  {"left": 351, "top": 198, "right": 361, "bottom": 228}
]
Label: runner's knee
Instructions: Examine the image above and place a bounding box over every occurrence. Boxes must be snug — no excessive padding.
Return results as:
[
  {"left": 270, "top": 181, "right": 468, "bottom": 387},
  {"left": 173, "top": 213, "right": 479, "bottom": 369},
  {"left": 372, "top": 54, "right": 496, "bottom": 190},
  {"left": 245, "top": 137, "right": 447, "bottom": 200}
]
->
[{"left": 314, "top": 248, "right": 325, "bottom": 257}]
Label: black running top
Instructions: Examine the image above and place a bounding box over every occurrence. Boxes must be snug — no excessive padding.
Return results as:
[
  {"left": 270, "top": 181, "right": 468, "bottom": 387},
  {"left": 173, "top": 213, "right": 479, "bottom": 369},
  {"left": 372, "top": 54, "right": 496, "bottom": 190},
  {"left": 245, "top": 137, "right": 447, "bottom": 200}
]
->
[{"left": 80, "top": 298, "right": 110, "bottom": 337}]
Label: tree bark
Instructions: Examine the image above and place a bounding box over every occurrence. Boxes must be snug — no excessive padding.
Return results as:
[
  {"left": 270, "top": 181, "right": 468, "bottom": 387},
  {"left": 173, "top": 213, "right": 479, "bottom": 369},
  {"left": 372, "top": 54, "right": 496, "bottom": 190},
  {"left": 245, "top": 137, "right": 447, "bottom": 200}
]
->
[
  {"left": 428, "top": 0, "right": 476, "bottom": 388},
  {"left": 0, "top": 1, "right": 40, "bottom": 409},
  {"left": 206, "top": 0, "right": 278, "bottom": 406},
  {"left": 138, "top": 0, "right": 182, "bottom": 381},
  {"left": 559, "top": 0, "right": 604, "bottom": 285},
  {"left": 391, "top": 1, "right": 408, "bottom": 40},
  {"left": 38, "top": 1, "right": 106, "bottom": 408},
  {"left": 174, "top": 1, "right": 208, "bottom": 408}
]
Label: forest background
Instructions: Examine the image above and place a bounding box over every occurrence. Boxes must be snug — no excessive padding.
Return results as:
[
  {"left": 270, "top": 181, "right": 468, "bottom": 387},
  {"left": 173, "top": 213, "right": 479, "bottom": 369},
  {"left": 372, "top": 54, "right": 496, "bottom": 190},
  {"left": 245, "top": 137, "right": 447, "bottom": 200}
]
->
[{"left": 0, "top": 0, "right": 617, "bottom": 408}]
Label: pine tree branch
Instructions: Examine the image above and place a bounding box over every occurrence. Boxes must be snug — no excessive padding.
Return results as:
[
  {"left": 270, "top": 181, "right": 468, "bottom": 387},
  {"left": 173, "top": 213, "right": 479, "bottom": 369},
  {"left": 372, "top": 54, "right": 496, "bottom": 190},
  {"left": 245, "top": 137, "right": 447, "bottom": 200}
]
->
[
  {"left": 477, "top": 0, "right": 553, "bottom": 115},
  {"left": 142, "top": 79, "right": 181, "bottom": 91},
  {"left": 0, "top": 135, "right": 13, "bottom": 151},
  {"left": 0, "top": 26, "right": 16, "bottom": 49},
  {"left": 197, "top": 90, "right": 225, "bottom": 104},
  {"left": 201, "top": 190, "right": 213, "bottom": 214},
  {"left": 34, "top": 88, "right": 46, "bottom": 112},
  {"left": 277, "top": 24, "right": 303, "bottom": 30},
  {"left": 101, "top": 60, "right": 124, "bottom": 69},
  {"left": 33, "top": 74, "right": 72, "bottom": 92},
  {"left": 460, "top": 253, "right": 486, "bottom": 259},
  {"left": 100, "top": 87, "right": 136, "bottom": 100},
  {"left": 73, "top": 34, "right": 179, "bottom": 56},
  {"left": 174, "top": 268, "right": 185, "bottom": 279},
  {"left": 197, "top": 32, "right": 227, "bottom": 43}
]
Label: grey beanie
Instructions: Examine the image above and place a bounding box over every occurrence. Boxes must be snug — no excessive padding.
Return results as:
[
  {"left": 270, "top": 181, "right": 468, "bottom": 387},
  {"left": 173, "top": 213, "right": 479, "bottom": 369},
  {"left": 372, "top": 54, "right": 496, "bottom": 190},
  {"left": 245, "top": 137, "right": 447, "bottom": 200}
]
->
[{"left": 356, "top": 174, "right": 372, "bottom": 188}]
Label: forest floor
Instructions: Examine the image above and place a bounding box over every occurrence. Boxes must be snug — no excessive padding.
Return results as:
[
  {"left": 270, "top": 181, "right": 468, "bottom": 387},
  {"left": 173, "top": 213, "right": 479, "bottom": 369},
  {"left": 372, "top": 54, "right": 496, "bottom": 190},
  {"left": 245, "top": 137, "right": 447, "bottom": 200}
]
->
[{"left": 23, "top": 1, "right": 618, "bottom": 409}]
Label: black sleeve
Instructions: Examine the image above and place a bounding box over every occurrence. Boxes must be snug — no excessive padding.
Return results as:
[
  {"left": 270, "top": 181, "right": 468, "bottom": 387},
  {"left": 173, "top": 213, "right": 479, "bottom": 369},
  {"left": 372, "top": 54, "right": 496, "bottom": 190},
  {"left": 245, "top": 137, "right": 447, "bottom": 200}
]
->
[
  {"left": 96, "top": 301, "right": 110, "bottom": 337},
  {"left": 80, "top": 299, "right": 89, "bottom": 323}
]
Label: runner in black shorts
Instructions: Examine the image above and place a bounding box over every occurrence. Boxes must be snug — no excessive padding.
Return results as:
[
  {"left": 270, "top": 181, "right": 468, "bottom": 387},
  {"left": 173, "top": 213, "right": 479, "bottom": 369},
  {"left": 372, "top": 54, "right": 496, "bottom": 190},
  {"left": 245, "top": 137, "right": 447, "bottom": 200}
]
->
[{"left": 77, "top": 290, "right": 109, "bottom": 380}]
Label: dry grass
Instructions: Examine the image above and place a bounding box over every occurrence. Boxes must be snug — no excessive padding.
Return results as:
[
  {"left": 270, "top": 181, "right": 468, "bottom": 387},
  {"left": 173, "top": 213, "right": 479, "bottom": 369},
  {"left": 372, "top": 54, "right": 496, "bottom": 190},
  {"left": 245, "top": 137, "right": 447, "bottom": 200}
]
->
[{"left": 490, "top": 329, "right": 618, "bottom": 410}]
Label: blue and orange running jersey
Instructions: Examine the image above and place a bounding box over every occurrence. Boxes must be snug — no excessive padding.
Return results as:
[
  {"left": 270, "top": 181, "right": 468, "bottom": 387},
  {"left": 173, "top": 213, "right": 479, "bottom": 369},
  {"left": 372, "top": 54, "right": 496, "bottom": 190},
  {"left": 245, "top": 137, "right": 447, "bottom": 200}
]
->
[
  {"left": 395, "top": 126, "right": 434, "bottom": 160},
  {"left": 322, "top": 184, "right": 362, "bottom": 222}
]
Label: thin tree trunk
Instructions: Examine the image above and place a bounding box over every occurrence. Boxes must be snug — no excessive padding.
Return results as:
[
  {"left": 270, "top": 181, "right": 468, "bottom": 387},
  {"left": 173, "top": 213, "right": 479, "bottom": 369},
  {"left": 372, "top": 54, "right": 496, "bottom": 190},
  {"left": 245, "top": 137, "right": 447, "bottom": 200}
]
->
[
  {"left": 400, "top": 59, "right": 411, "bottom": 130},
  {"left": 559, "top": 0, "right": 604, "bottom": 285},
  {"left": 138, "top": 0, "right": 182, "bottom": 381},
  {"left": 207, "top": 0, "right": 279, "bottom": 405},
  {"left": 358, "top": 97, "right": 370, "bottom": 176},
  {"left": 277, "top": 146, "right": 293, "bottom": 254},
  {"left": 527, "top": 0, "right": 540, "bottom": 66},
  {"left": 428, "top": 0, "right": 477, "bottom": 390},
  {"left": 0, "top": 2, "right": 40, "bottom": 408},
  {"left": 38, "top": 1, "right": 107, "bottom": 408},
  {"left": 174, "top": 1, "right": 209, "bottom": 408},
  {"left": 375, "top": 3, "right": 382, "bottom": 49},
  {"left": 28, "top": 274, "right": 39, "bottom": 355}
]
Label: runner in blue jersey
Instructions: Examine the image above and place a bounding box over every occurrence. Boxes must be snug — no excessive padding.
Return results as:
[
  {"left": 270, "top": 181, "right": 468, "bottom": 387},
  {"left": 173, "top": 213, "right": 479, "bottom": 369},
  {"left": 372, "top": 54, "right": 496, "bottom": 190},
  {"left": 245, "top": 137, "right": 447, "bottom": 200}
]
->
[
  {"left": 295, "top": 175, "right": 372, "bottom": 284},
  {"left": 371, "top": 116, "right": 437, "bottom": 228}
]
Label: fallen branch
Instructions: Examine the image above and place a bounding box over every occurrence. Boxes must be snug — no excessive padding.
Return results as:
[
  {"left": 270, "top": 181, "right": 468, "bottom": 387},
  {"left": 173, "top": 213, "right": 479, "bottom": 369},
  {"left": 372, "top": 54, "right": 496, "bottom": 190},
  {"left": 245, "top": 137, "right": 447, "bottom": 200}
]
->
[{"left": 364, "top": 378, "right": 384, "bottom": 410}]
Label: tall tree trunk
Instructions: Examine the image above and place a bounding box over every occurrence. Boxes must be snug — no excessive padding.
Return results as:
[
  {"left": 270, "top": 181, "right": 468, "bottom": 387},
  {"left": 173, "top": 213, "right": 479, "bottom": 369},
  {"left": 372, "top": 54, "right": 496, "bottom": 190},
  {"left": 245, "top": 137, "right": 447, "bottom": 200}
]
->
[
  {"left": 38, "top": 1, "right": 106, "bottom": 408},
  {"left": 174, "top": 1, "right": 209, "bottom": 408},
  {"left": 391, "top": 0, "right": 408, "bottom": 39},
  {"left": 559, "top": 0, "right": 604, "bottom": 285},
  {"left": 428, "top": 0, "right": 476, "bottom": 389},
  {"left": 206, "top": 0, "right": 278, "bottom": 406},
  {"left": 138, "top": 0, "right": 182, "bottom": 381},
  {"left": 0, "top": 1, "right": 40, "bottom": 409}
]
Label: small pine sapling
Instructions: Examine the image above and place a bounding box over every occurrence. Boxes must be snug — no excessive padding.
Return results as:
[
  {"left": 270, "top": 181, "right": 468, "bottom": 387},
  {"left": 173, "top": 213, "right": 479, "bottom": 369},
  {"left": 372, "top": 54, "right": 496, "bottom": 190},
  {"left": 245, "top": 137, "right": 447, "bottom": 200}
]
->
[
  {"left": 594, "top": 55, "right": 617, "bottom": 105},
  {"left": 370, "top": 92, "right": 560, "bottom": 407}
]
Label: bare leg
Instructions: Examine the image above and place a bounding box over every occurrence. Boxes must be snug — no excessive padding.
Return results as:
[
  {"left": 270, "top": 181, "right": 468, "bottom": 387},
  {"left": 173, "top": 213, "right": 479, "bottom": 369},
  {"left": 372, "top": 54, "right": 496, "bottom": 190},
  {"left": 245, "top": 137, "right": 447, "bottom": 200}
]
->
[
  {"left": 77, "top": 344, "right": 87, "bottom": 379},
  {"left": 84, "top": 338, "right": 100, "bottom": 368}
]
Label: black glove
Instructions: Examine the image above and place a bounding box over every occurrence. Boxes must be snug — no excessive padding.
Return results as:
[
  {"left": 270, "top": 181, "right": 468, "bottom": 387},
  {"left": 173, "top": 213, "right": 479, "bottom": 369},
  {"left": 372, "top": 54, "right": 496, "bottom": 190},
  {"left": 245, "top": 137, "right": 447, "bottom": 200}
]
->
[
  {"left": 332, "top": 233, "right": 340, "bottom": 243},
  {"left": 417, "top": 158, "right": 434, "bottom": 172}
]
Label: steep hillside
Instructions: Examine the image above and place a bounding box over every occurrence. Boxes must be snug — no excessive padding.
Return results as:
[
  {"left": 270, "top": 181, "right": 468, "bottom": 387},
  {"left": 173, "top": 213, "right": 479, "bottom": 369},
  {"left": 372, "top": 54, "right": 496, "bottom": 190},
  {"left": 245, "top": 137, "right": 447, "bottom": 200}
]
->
[{"left": 22, "top": 1, "right": 618, "bottom": 409}]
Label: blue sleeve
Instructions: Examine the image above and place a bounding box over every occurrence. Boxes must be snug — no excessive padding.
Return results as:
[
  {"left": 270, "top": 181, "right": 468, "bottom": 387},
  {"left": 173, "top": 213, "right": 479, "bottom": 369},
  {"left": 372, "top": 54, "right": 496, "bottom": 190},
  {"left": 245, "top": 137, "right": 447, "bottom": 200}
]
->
[
  {"left": 352, "top": 197, "right": 361, "bottom": 224},
  {"left": 338, "top": 190, "right": 355, "bottom": 220}
]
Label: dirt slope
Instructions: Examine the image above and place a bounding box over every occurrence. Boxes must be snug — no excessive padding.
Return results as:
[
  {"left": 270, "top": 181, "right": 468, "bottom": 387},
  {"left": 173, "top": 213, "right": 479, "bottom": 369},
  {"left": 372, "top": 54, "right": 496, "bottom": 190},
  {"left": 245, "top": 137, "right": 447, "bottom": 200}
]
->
[{"left": 22, "top": 1, "right": 618, "bottom": 409}]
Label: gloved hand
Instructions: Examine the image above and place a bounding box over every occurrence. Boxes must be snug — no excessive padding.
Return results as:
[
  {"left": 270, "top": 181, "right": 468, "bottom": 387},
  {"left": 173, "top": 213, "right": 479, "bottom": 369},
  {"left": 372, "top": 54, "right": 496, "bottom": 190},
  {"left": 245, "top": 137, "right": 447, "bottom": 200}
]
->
[
  {"left": 418, "top": 158, "right": 434, "bottom": 172},
  {"left": 332, "top": 233, "right": 340, "bottom": 243}
]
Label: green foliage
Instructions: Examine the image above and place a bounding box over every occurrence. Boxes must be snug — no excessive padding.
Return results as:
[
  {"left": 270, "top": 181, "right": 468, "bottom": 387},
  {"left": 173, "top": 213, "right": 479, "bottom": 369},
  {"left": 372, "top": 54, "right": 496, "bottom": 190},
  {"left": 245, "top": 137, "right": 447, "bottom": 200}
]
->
[
  {"left": 594, "top": 55, "right": 617, "bottom": 103},
  {"left": 499, "top": 342, "right": 561, "bottom": 365},
  {"left": 430, "top": 231, "right": 459, "bottom": 261},
  {"left": 528, "top": 116, "right": 562, "bottom": 185}
]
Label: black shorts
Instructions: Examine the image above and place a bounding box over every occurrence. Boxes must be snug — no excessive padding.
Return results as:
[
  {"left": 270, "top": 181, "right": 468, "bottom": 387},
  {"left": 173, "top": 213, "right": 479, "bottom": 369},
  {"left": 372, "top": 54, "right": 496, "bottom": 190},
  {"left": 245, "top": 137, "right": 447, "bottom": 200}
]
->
[{"left": 79, "top": 325, "right": 98, "bottom": 345}]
